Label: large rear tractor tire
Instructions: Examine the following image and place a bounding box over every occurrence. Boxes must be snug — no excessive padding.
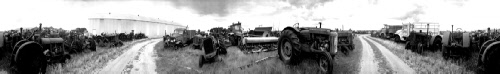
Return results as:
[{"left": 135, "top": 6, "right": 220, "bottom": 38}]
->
[
  {"left": 14, "top": 42, "right": 47, "bottom": 74},
  {"left": 483, "top": 44, "right": 500, "bottom": 73},
  {"left": 278, "top": 30, "right": 299, "bottom": 64}
]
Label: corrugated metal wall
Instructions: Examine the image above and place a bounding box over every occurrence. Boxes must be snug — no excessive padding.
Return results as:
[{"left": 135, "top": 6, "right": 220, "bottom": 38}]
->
[{"left": 88, "top": 18, "right": 185, "bottom": 38}]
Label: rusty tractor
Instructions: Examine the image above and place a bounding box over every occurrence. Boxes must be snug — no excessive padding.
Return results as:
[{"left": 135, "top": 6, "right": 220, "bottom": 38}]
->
[
  {"left": 198, "top": 29, "right": 229, "bottom": 67},
  {"left": 95, "top": 33, "right": 123, "bottom": 48},
  {"left": 478, "top": 28, "right": 500, "bottom": 73},
  {"left": 405, "top": 23, "right": 442, "bottom": 53},
  {"left": 441, "top": 25, "right": 472, "bottom": 59},
  {"left": 336, "top": 30, "right": 355, "bottom": 55},
  {"left": 0, "top": 23, "right": 72, "bottom": 74},
  {"left": 277, "top": 23, "right": 337, "bottom": 74}
]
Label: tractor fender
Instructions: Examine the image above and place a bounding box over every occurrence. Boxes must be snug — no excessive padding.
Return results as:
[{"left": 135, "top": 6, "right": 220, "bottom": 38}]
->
[
  {"left": 329, "top": 32, "right": 338, "bottom": 55},
  {"left": 480, "top": 40, "right": 496, "bottom": 55},
  {"left": 12, "top": 40, "right": 28, "bottom": 54},
  {"left": 13, "top": 41, "right": 43, "bottom": 62},
  {"left": 481, "top": 41, "right": 500, "bottom": 63},
  {"left": 279, "top": 27, "right": 301, "bottom": 47},
  {"left": 463, "top": 33, "right": 471, "bottom": 47},
  {"left": 442, "top": 32, "right": 451, "bottom": 46},
  {"left": 430, "top": 35, "right": 442, "bottom": 45},
  {"left": 282, "top": 27, "right": 300, "bottom": 34}
]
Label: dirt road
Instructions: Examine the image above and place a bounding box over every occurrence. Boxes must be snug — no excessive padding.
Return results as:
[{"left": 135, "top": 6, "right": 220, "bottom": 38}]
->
[
  {"left": 358, "top": 35, "right": 415, "bottom": 74},
  {"left": 98, "top": 39, "right": 161, "bottom": 74},
  {"left": 358, "top": 35, "right": 379, "bottom": 74}
]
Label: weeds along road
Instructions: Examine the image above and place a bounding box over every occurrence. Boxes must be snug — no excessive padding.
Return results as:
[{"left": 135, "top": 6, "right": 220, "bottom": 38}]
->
[{"left": 98, "top": 39, "right": 162, "bottom": 74}]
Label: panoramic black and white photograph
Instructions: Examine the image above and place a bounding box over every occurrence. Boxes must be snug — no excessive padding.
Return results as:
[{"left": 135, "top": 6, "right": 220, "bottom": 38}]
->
[{"left": 0, "top": 0, "right": 499, "bottom": 74}]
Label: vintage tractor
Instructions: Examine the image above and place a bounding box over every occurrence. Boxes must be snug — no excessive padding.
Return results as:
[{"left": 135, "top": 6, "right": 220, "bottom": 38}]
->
[
  {"left": 336, "top": 30, "right": 355, "bottom": 55},
  {"left": 477, "top": 28, "right": 500, "bottom": 73},
  {"left": 405, "top": 23, "right": 442, "bottom": 53},
  {"left": 198, "top": 29, "right": 229, "bottom": 67},
  {"left": 441, "top": 26, "right": 473, "bottom": 59},
  {"left": 0, "top": 24, "right": 71, "bottom": 74},
  {"left": 277, "top": 23, "right": 337, "bottom": 74}
]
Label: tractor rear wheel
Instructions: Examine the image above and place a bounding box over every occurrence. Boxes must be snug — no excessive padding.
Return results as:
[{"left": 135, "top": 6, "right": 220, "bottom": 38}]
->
[
  {"left": 484, "top": 44, "right": 500, "bottom": 73},
  {"left": 278, "top": 30, "right": 299, "bottom": 64},
  {"left": 14, "top": 42, "right": 46, "bottom": 74}
]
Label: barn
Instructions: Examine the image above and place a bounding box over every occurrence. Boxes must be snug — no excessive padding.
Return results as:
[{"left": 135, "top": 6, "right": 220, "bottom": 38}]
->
[{"left": 87, "top": 13, "right": 186, "bottom": 38}]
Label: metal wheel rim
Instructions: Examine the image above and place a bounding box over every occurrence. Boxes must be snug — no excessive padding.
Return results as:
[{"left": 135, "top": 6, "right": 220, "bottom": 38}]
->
[{"left": 281, "top": 39, "right": 292, "bottom": 60}]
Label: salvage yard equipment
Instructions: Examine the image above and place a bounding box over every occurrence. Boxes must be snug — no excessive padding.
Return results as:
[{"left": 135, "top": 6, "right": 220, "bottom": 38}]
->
[
  {"left": 199, "top": 30, "right": 229, "bottom": 67},
  {"left": 278, "top": 23, "right": 337, "bottom": 74},
  {"left": 377, "top": 24, "right": 403, "bottom": 40},
  {"left": 478, "top": 28, "right": 500, "bottom": 73},
  {"left": 441, "top": 25, "right": 473, "bottom": 59},
  {"left": 239, "top": 26, "right": 279, "bottom": 53},
  {"left": 405, "top": 23, "right": 442, "bottom": 53},
  {"left": 336, "top": 30, "right": 355, "bottom": 55},
  {"left": 0, "top": 24, "right": 72, "bottom": 74},
  {"left": 163, "top": 28, "right": 199, "bottom": 49}
]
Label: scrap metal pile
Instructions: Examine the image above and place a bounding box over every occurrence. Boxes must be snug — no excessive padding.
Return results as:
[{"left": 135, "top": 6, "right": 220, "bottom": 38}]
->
[
  {"left": 371, "top": 22, "right": 500, "bottom": 73},
  {"left": 227, "top": 22, "right": 279, "bottom": 54},
  {"left": 0, "top": 23, "right": 148, "bottom": 74}
]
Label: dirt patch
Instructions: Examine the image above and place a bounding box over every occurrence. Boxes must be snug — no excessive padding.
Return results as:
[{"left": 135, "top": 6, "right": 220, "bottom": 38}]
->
[
  {"left": 368, "top": 37, "right": 475, "bottom": 74},
  {"left": 45, "top": 38, "right": 152, "bottom": 74}
]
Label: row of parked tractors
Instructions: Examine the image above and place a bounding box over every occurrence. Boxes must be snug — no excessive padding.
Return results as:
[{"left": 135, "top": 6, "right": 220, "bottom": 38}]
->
[
  {"left": 0, "top": 23, "right": 147, "bottom": 74},
  {"left": 371, "top": 24, "right": 500, "bottom": 73},
  {"left": 162, "top": 22, "right": 355, "bottom": 74}
]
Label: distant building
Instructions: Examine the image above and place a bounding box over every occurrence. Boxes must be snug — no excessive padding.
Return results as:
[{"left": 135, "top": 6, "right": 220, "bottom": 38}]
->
[{"left": 88, "top": 13, "right": 185, "bottom": 37}]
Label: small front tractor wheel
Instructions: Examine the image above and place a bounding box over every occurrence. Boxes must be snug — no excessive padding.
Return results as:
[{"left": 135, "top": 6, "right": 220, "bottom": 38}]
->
[
  {"left": 278, "top": 30, "right": 299, "bottom": 64},
  {"left": 318, "top": 52, "right": 334, "bottom": 74}
]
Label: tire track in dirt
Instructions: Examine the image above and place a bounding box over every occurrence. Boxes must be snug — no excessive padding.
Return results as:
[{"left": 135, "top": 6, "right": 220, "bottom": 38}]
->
[
  {"left": 98, "top": 39, "right": 162, "bottom": 74},
  {"left": 358, "top": 35, "right": 379, "bottom": 74},
  {"left": 363, "top": 36, "right": 415, "bottom": 74}
]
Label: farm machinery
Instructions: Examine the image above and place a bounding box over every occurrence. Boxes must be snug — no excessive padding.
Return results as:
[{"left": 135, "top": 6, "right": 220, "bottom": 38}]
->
[
  {"left": 163, "top": 28, "right": 201, "bottom": 49},
  {"left": 404, "top": 23, "right": 442, "bottom": 53},
  {"left": 198, "top": 27, "right": 229, "bottom": 67},
  {"left": 64, "top": 28, "right": 97, "bottom": 53},
  {"left": 277, "top": 23, "right": 337, "bottom": 74},
  {"left": 94, "top": 33, "right": 123, "bottom": 48},
  {"left": 336, "top": 29, "right": 355, "bottom": 55},
  {"left": 0, "top": 23, "right": 73, "bottom": 74},
  {"left": 225, "top": 22, "right": 279, "bottom": 53},
  {"left": 477, "top": 28, "right": 500, "bottom": 73}
]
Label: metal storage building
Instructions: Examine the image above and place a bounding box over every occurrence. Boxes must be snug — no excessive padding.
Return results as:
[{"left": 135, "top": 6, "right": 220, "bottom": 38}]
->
[{"left": 88, "top": 14, "right": 185, "bottom": 38}]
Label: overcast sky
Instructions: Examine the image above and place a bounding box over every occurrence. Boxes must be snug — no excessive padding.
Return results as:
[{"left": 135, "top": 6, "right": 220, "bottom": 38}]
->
[{"left": 1, "top": 0, "right": 499, "bottom": 31}]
